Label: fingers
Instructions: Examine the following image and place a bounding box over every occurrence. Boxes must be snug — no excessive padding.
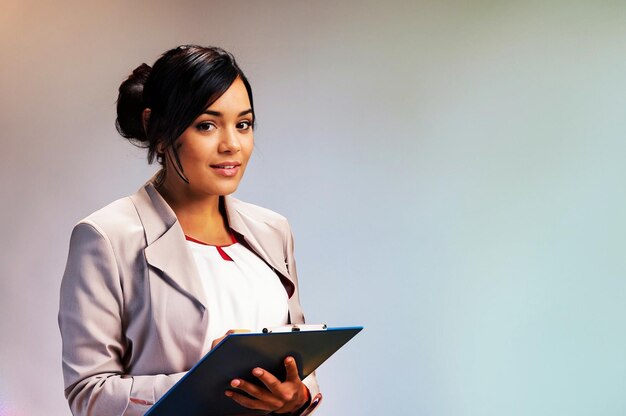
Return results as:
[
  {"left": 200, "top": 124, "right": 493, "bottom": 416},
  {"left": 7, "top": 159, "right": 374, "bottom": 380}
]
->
[
  {"left": 284, "top": 356, "right": 300, "bottom": 382},
  {"left": 225, "top": 390, "right": 274, "bottom": 412},
  {"left": 253, "top": 357, "right": 300, "bottom": 392},
  {"left": 226, "top": 378, "right": 283, "bottom": 411},
  {"left": 225, "top": 357, "right": 305, "bottom": 413},
  {"left": 252, "top": 367, "right": 284, "bottom": 395},
  {"left": 210, "top": 329, "right": 251, "bottom": 350},
  {"left": 210, "top": 336, "right": 225, "bottom": 350}
]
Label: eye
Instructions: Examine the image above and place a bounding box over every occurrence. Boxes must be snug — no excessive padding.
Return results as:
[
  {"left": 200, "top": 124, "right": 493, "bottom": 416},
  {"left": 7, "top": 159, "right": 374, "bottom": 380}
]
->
[
  {"left": 236, "top": 120, "right": 253, "bottom": 131},
  {"left": 196, "top": 121, "right": 216, "bottom": 132}
]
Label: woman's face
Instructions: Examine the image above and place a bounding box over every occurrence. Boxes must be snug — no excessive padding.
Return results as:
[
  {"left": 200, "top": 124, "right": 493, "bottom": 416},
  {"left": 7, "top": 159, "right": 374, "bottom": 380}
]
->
[{"left": 164, "top": 77, "right": 254, "bottom": 197}]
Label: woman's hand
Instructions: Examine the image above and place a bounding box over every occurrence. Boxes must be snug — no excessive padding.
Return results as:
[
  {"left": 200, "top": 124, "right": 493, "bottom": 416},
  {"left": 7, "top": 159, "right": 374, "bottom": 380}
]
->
[
  {"left": 211, "top": 329, "right": 251, "bottom": 350},
  {"left": 225, "top": 356, "right": 310, "bottom": 414}
]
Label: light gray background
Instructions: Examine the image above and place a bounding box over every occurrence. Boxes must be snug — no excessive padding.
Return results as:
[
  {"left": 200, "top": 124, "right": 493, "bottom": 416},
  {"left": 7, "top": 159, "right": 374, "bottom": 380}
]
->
[{"left": 1, "top": 1, "right": 625, "bottom": 415}]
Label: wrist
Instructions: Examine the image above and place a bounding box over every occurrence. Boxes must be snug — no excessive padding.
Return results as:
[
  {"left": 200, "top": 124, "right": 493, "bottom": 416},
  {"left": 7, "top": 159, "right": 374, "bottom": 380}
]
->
[
  {"left": 275, "top": 384, "right": 310, "bottom": 415},
  {"left": 295, "top": 383, "right": 311, "bottom": 414},
  {"left": 294, "top": 392, "right": 323, "bottom": 416}
]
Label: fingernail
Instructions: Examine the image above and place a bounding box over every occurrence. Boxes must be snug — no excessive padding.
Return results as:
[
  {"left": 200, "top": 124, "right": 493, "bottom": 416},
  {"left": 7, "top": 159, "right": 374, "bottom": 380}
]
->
[
  {"left": 231, "top": 379, "right": 240, "bottom": 387},
  {"left": 253, "top": 368, "right": 263, "bottom": 376},
  {"left": 225, "top": 390, "right": 233, "bottom": 397},
  {"left": 286, "top": 357, "right": 294, "bottom": 364}
]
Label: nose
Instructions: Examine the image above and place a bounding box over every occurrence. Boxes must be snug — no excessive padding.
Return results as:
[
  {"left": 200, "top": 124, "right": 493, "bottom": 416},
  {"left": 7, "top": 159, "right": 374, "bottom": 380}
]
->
[{"left": 218, "top": 127, "right": 241, "bottom": 153}]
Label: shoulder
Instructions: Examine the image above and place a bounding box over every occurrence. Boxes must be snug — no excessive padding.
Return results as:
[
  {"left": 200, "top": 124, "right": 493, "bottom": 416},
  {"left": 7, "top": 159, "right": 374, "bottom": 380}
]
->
[
  {"left": 81, "top": 196, "right": 138, "bottom": 227},
  {"left": 76, "top": 196, "right": 141, "bottom": 234},
  {"left": 70, "top": 194, "right": 146, "bottom": 253}
]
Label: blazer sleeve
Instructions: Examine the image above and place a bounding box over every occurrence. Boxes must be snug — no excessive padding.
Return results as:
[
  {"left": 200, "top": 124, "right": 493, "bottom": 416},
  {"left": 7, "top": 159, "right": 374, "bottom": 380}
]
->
[
  {"left": 283, "top": 222, "right": 323, "bottom": 416},
  {"left": 58, "top": 222, "right": 184, "bottom": 416}
]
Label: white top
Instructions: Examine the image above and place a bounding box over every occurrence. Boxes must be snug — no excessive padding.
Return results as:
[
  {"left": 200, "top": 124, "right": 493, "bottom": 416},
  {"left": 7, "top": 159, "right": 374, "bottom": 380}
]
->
[{"left": 186, "top": 235, "right": 289, "bottom": 352}]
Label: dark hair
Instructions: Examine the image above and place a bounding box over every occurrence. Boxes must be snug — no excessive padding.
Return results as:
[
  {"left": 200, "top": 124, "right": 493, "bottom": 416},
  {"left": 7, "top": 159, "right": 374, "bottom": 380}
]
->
[{"left": 115, "top": 45, "right": 254, "bottom": 164}]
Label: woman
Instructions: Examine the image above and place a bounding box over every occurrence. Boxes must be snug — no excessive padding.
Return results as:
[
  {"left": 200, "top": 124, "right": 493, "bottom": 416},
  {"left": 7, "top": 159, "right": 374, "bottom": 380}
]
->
[{"left": 58, "top": 45, "right": 321, "bottom": 416}]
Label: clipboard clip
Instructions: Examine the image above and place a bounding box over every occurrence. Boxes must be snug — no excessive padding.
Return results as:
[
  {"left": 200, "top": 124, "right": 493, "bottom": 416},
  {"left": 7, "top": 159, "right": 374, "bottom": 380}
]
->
[{"left": 262, "top": 324, "right": 327, "bottom": 333}]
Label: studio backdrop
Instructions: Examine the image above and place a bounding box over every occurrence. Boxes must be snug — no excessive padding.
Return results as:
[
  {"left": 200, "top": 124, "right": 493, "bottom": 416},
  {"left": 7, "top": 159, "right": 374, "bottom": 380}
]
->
[{"left": 1, "top": 1, "right": 625, "bottom": 415}]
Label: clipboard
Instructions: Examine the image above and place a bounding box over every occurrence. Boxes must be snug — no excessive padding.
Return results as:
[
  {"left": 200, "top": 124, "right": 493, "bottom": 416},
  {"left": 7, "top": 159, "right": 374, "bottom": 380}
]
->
[{"left": 146, "top": 326, "right": 363, "bottom": 416}]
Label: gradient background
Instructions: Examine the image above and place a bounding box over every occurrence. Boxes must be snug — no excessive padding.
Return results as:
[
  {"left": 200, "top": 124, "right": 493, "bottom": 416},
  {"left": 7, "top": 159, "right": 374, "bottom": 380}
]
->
[{"left": 1, "top": 1, "right": 626, "bottom": 415}]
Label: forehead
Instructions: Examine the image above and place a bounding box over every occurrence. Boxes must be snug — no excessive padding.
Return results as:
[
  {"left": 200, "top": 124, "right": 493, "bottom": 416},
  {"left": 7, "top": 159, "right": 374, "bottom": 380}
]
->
[{"left": 206, "top": 77, "right": 250, "bottom": 112}]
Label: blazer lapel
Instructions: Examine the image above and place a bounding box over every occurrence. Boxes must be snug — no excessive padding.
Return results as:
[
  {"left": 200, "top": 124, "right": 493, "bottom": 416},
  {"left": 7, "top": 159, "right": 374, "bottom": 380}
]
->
[
  {"left": 224, "top": 196, "right": 295, "bottom": 293},
  {"left": 129, "top": 178, "right": 294, "bottom": 307},
  {"left": 130, "top": 181, "right": 208, "bottom": 310}
]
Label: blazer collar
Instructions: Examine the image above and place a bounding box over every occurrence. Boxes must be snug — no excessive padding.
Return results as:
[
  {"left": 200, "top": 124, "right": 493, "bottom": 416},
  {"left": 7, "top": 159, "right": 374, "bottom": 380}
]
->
[
  {"left": 129, "top": 180, "right": 208, "bottom": 309},
  {"left": 223, "top": 195, "right": 295, "bottom": 297},
  {"left": 223, "top": 197, "right": 290, "bottom": 279},
  {"left": 129, "top": 176, "right": 294, "bottom": 309}
]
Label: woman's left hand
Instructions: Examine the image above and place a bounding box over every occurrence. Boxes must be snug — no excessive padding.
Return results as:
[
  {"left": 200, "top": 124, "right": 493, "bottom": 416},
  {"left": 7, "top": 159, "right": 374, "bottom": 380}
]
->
[{"left": 225, "top": 356, "right": 310, "bottom": 414}]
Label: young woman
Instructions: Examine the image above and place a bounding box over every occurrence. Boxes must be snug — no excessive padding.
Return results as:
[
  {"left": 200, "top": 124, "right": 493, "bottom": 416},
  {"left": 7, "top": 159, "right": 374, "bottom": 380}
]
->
[{"left": 58, "top": 45, "right": 321, "bottom": 416}]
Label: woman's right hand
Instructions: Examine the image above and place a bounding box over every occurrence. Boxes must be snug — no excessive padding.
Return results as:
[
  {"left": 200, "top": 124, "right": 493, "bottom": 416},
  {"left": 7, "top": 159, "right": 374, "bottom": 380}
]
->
[{"left": 210, "top": 329, "right": 251, "bottom": 350}]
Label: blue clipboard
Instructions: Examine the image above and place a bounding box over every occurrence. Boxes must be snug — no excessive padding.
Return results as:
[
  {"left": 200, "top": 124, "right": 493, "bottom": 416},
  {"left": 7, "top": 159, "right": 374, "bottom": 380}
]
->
[{"left": 146, "top": 326, "right": 363, "bottom": 416}]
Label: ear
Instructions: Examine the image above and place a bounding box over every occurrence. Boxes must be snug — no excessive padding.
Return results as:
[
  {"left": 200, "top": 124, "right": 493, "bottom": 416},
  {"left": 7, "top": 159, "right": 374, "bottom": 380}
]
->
[{"left": 142, "top": 108, "right": 151, "bottom": 133}]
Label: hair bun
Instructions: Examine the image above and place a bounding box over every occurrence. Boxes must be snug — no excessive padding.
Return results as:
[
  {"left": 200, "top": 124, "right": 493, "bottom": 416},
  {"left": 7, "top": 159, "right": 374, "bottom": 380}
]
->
[
  {"left": 115, "top": 63, "right": 152, "bottom": 143},
  {"left": 131, "top": 63, "right": 152, "bottom": 80}
]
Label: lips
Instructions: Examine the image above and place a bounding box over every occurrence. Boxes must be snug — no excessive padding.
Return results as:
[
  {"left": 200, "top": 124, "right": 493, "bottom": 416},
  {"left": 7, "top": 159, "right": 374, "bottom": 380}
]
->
[{"left": 210, "top": 161, "right": 241, "bottom": 177}]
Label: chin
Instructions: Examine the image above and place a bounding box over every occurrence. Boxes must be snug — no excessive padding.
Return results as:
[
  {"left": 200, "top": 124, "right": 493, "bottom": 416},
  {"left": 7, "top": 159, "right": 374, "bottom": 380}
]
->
[
  {"left": 196, "top": 175, "right": 244, "bottom": 197},
  {"left": 214, "top": 184, "right": 241, "bottom": 196}
]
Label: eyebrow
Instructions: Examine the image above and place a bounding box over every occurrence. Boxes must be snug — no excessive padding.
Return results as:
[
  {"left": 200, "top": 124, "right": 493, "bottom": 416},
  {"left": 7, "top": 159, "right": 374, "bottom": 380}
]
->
[{"left": 202, "top": 109, "right": 253, "bottom": 117}]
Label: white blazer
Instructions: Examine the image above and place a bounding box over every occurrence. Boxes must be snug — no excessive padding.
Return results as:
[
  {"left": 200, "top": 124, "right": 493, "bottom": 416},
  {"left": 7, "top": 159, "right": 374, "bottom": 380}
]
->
[{"left": 58, "top": 179, "right": 321, "bottom": 415}]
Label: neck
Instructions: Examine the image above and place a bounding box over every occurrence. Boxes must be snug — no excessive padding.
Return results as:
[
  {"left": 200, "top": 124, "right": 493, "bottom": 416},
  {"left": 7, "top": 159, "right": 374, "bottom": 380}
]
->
[{"left": 155, "top": 171, "right": 232, "bottom": 245}]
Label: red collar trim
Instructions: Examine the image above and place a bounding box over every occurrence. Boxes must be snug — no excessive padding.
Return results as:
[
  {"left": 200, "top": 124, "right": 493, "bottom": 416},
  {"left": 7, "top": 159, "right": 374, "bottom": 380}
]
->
[{"left": 184, "top": 232, "right": 237, "bottom": 247}]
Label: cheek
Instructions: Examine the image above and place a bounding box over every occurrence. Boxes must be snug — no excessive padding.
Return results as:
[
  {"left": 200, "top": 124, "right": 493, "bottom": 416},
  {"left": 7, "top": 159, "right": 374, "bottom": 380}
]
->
[
  {"left": 182, "top": 140, "right": 213, "bottom": 163},
  {"left": 243, "top": 137, "right": 254, "bottom": 161}
]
